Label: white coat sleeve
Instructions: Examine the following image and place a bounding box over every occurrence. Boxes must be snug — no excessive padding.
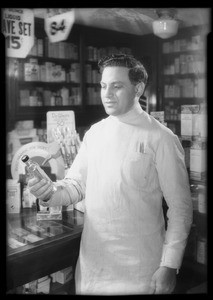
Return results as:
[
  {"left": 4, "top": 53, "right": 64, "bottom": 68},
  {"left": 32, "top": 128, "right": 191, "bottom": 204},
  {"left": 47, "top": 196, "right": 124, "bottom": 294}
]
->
[
  {"left": 46, "top": 132, "right": 88, "bottom": 207},
  {"left": 155, "top": 133, "right": 193, "bottom": 269}
]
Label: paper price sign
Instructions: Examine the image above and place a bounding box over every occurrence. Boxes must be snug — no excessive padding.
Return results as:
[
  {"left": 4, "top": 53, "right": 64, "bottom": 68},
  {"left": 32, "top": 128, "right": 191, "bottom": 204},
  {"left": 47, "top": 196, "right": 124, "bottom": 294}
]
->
[
  {"left": 2, "top": 8, "right": 34, "bottom": 58},
  {"left": 45, "top": 10, "right": 75, "bottom": 43}
]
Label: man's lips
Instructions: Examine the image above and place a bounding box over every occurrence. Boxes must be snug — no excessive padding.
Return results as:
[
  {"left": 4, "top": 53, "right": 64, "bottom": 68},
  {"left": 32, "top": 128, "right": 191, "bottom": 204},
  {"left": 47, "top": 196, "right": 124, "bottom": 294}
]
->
[{"left": 105, "top": 101, "right": 116, "bottom": 105}]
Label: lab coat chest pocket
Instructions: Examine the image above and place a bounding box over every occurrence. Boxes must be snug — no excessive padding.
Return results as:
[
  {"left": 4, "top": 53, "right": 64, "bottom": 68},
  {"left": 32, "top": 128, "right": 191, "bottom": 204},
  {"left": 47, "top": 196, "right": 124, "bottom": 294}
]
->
[{"left": 122, "top": 152, "right": 154, "bottom": 190}]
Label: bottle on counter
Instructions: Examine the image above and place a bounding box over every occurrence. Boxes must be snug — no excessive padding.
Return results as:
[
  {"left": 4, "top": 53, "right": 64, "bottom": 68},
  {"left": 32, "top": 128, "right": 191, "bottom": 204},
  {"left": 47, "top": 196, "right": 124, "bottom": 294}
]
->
[
  {"left": 21, "top": 155, "right": 57, "bottom": 201},
  {"left": 198, "top": 184, "right": 206, "bottom": 214},
  {"left": 196, "top": 236, "right": 207, "bottom": 265},
  {"left": 20, "top": 171, "right": 37, "bottom": 209}
]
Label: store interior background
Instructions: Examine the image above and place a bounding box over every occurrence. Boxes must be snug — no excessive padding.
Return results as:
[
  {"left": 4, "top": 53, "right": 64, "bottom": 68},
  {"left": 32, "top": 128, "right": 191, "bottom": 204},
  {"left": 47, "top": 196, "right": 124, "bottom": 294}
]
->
[
  {"left": 6, "top": 8, "right": 211, "bottom": 135},
  {"left": 6, "top": 7, "right": 210, "bottom": 294}
]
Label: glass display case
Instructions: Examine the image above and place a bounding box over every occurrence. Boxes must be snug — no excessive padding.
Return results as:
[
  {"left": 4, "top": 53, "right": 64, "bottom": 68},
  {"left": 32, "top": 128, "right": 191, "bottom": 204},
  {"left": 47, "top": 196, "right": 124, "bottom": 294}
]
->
[{"left": 6, "top": 208, "right": 84, "bottom": 292}]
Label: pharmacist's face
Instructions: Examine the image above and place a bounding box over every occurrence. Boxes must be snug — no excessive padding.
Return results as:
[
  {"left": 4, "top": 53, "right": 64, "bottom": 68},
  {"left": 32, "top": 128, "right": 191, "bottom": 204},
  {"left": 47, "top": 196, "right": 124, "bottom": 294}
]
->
[{"left": 100, "top": 66, "right": 138, "bottom": 116}]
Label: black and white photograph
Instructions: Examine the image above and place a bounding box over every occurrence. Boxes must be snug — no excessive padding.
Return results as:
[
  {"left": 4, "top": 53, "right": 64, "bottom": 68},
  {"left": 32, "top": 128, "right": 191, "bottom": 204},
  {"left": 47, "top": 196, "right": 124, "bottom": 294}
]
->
[{"left": 4, "top": 7, "right": 209, "bottom": 295}]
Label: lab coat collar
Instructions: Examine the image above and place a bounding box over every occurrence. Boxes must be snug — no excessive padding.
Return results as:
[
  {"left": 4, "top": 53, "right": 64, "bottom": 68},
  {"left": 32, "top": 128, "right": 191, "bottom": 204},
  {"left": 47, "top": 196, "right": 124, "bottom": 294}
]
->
[{"left": 109, "top": 102, "right": 143, "bottom": 125}]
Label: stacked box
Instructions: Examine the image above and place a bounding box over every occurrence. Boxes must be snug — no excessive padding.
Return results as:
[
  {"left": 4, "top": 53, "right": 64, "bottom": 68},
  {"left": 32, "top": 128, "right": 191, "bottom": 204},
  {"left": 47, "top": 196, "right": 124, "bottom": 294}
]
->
[
  {"left": 45, "top": 62, "right": 53, "bottom": 82},
  {"left": 150, "top": 111, "right": 165, "bottom": 124},
  {"left": 181, "top": 104, "right": 200, "bottom": 140},
  {"left": 190, "top": 140, "right": 207, "bottom": 181},
  {"left": 24, "top": 63, "right": 32, "bottom": 81},
  {"left": 7, "top": 179, "right": 21, "bottom": 213},
  {"left": 40, "top": 65, "right": 47, "bottom": 82},
  {"left": 20, "top": 89, "right": 30, "bottom": 106},
  {"left": 29, "top": 59, "right": 39, "bottom": 81},
  {"left": 56, "top": 266, "right": 73, "bottom": 284}
]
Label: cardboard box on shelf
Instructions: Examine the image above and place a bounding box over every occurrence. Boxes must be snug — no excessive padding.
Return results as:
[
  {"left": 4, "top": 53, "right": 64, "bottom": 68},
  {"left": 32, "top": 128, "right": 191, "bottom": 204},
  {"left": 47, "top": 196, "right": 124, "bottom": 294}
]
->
[
  {"left": 37, "top": 279, "right": 51, "bottom": 294},
  {"left": 150, "top": 111, "right": 165, "bottom": 124},
  {"left": 56, "top": 266, "right": 73, "bottom": 284},
  {"left": 181, "top": 104, "right": 206, "bottom": 140},
  {"left": 190, "top": 140, "right": 207, "bottom": 181},
  {"left": 6, "top": 179, "right": 21, "bottom": 213}
]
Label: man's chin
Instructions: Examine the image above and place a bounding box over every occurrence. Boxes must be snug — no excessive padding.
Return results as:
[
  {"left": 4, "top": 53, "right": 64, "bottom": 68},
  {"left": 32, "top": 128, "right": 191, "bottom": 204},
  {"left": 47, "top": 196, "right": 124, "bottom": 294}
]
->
[{"left": 104, "top": 107, "right": 118, "bottom": 116}]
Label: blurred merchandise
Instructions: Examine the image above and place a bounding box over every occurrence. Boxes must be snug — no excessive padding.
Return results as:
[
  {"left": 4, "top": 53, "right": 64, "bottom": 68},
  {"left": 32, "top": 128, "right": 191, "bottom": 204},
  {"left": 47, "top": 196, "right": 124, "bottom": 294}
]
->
[{"left": 6, "top": 179, "right": 21, "bottom": 213}]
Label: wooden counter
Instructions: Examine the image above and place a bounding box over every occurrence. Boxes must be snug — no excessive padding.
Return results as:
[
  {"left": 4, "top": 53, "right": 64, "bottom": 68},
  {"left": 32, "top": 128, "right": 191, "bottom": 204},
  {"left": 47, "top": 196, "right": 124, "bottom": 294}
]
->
[
  {"left": 7, "top": 207, "right": 207, "bottom": 294},
  {"left": 6, "top": 208, "right": 84, "bottom": 291}
]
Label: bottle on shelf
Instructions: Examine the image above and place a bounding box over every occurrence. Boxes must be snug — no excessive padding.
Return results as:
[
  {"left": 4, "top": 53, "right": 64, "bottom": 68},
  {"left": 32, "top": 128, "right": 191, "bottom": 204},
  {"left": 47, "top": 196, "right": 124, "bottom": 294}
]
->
[
  {"left": 50, "top": 92, "right": 56, "bottom": 106},
  {"left": 55, "top": 91, "right": 63, "bottom": 106},
  {"left": 21, "top": 155, "right": 57, "bottom": 201}
]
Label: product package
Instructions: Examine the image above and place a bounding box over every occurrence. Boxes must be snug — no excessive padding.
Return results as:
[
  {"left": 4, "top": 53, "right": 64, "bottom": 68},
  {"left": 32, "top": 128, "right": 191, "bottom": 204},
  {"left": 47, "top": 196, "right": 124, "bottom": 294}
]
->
[
  {"left": 6, "top": 179, "right": 21, "bottom": 213},
  {"left": 55, "top": 266, "right": 73, "bottom": 284},
  {"left": 190, "top": 140, "right": 207, "bottom": 181},
  {"left": 181, "top": 104, "right": 200, "bottom": 140},
  {"left": 37, "top": 206, "right": 62, "bottom": 221}
]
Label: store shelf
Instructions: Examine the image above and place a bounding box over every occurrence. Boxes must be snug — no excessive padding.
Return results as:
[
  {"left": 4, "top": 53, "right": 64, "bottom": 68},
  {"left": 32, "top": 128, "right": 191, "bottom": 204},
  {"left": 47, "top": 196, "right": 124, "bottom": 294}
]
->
[
  {"left": 163, "top": 73, "right": 205, "bottom": 78},
  {"left": 18, "top": 81, "right": 80, "bottom": 86},
  {"left": 12, "top": 105, "right": 83, "bottom": 123},
  {"left": 19, "top": 55, "right": 79, "bottom": 64},
  {"left": 159, "top": 25, "right": 207, "bottom": 137},
  {"left": 159, "top": 26, "right": 208, "bottom": 286},
  {"left": 7, "top": 19, "right": 143, "bottom": 129},
  {"left": 163, "top": 97, "right": 205, "bottom": 102},
  {"left": 86, "top": 83, "right": 100, "bottom": 86},
  {"left": 190, "top": 178, "right": 207, "bottom": 186},
  {"left": 162, "top": 49, "right": 205, "bottom": 56},
  {"left": 165, "top": 119, "right": 180, "bottom": 122}
]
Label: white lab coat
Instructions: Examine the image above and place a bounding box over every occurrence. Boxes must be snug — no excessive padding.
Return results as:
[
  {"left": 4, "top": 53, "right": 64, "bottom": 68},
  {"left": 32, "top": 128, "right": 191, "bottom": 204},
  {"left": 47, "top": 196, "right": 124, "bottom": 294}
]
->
[{"left": 63, "top": 103, "right": 192, "bottom": 295}]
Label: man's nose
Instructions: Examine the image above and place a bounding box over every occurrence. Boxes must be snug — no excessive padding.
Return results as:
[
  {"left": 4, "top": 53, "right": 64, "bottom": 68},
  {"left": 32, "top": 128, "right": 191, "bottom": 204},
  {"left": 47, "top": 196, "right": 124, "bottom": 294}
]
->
[{"left": 105, "top": 87, "right": 114, "bottom": 98}]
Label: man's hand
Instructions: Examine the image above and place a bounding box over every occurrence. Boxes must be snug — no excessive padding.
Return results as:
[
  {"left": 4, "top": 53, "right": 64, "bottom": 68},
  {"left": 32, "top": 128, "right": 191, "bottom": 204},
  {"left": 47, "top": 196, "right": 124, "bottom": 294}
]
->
[
  {"left": 150, "top": 266, "right": 177, "bottom": 294},
  {"left": 28, "top": 177, "right": 53, "bottom": 202}
]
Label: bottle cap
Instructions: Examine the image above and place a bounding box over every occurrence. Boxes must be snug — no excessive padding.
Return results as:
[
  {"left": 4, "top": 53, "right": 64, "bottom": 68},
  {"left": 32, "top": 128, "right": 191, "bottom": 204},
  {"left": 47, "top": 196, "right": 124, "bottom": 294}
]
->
[{"left": 21, "top": 155, "right": 30, "bottom": 163}]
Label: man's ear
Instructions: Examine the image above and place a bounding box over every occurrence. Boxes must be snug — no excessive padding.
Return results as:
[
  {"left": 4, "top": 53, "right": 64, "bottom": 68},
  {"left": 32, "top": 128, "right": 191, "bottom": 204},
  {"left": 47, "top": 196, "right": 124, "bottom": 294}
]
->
[{"left": 135, "top": 82, "right": 145, "bottom": 97}]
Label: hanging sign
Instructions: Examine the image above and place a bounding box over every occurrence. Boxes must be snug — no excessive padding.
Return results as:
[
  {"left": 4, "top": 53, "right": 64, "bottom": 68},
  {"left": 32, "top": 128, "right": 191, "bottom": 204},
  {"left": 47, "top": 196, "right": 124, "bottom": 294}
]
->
[
  {"left": 2, "top": 8, "right": 34, "bottom": 58},
  {"left": 44, "top": 10, "right": 75, "bottom": 43}
]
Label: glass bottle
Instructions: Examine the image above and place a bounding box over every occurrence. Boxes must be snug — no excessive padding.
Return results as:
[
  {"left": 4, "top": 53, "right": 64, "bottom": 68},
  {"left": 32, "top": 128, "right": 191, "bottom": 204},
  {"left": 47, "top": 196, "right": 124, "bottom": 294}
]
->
[
  {"left": 21, "top": 155, "right": 57, "bottom": 201},
  {"left": 55, "top": 91, "right": 62, "bottom": 106}
]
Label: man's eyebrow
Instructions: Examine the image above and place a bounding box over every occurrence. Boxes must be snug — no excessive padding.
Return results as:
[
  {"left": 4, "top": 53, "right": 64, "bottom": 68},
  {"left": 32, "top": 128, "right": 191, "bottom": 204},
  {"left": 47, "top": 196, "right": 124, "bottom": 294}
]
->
[{"left": 100, "top": 81, "right": 124, "bottom": 85}]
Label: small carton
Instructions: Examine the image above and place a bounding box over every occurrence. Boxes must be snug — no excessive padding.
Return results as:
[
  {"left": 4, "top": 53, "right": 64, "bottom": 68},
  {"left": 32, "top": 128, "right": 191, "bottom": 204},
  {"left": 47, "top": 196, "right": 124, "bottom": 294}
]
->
[
  {"left": 150, "top": 111, "right": 165, "bottom": 124},
  {"left": 36, "top": 277, "right": 51, "bottom": 294},
  {"left": 56, "top": 266, "right": 73, "bottom": 284},
  {"left": 40, "top": 65, "right": 47, "bottom": 82},
  {"left": 36, "top": 208, "right": 62, "bottom": 221},
  {"left": 181, "top": 105, "right": 200, "bottom": 140},
  {"left": 190, "top": 140, "right": 207, "bottom": 181},
  {"left": 6, "top": 179, "right": 21, "bottom": 213},
  {"left": 24, "top": 63, "right": 32, "bottom": 81}
]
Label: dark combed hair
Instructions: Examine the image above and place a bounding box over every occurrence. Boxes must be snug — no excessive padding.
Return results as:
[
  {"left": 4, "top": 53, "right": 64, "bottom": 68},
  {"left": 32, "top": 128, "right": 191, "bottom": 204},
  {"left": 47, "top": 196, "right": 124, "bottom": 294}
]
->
[{"left": 98, "top": 53, "right": 148, "bottom": 86}]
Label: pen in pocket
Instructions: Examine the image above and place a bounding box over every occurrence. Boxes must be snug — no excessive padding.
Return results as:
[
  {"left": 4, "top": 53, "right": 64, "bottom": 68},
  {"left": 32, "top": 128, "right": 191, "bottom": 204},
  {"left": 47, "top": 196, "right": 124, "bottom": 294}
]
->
[{"left": 138, "top": 142, "right": 145, "bottom": 153}]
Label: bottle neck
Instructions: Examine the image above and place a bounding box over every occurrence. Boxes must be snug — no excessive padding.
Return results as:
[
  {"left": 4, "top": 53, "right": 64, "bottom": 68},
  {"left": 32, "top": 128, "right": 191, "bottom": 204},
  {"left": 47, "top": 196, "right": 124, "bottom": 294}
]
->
[
  {"left": 25, "top": 160, "right": 32, "bottom": 168},
  {"left": 25, "top": 159, "right": 37, "bottom": 172}
]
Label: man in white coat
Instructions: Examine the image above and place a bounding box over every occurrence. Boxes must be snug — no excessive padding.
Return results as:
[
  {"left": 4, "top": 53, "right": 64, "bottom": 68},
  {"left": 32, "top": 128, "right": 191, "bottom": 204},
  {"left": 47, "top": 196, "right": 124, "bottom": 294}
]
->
[{"left": 29, "top": 54, "right": 193, "bottom": 295}]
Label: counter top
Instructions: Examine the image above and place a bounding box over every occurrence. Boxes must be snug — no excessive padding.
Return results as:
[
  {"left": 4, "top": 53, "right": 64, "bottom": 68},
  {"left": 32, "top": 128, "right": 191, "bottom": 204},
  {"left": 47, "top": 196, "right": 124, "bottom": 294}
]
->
[{"left": 6, "top": 208, "right": 84, "bottom": 291}]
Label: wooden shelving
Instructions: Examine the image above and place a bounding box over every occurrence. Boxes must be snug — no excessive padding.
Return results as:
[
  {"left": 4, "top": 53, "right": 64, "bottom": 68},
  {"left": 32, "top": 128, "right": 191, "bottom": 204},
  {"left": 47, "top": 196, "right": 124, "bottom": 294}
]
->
[{"left": 6, "top": 18, "right": 153, "bottom": 132}]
